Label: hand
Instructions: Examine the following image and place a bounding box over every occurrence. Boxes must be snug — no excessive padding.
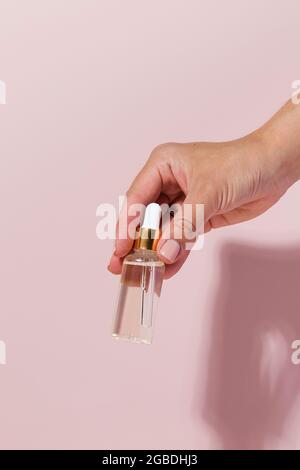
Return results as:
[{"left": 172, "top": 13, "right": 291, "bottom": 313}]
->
[{"left": 108, "top": 100, "right": 300, "bottom": 279}]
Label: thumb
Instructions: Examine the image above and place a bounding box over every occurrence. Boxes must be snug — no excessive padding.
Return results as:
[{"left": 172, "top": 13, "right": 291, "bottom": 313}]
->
[{"left": 157, "top": 189, "right": 214, "bottom": 264}]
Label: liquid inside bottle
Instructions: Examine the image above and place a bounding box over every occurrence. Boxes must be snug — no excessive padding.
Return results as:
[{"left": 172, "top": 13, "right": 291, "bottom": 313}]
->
[{"left": 112, "top": 249, "right": 165, "bottom": 344}]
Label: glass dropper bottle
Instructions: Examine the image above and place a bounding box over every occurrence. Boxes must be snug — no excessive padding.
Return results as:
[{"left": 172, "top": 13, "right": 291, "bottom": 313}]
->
[{"left": 112, "top": 203, "right": 165, "bottom": 344}]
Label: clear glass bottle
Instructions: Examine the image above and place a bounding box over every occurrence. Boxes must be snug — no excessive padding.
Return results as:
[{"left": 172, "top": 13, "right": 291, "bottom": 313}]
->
[{"left": 112, "top": 204, "right": 165, "bottom": 344}]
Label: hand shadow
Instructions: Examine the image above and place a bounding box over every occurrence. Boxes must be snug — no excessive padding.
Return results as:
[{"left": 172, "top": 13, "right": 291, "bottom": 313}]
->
[{"left": 200, "top": 242, "right": 300, "bottom": 450}]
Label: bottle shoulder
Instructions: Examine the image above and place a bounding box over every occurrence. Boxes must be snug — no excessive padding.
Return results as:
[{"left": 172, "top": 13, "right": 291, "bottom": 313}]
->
[{"left": 124, "top": 249, "right": 164, "bottom": 266}]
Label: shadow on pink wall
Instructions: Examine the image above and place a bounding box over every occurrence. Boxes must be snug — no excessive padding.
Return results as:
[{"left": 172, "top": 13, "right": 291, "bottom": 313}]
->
[{"left": 201, "top": 242, "right": 300, "bottom": 450}]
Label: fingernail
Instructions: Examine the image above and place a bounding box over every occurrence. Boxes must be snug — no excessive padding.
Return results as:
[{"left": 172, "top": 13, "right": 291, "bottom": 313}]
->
[
  {"left": 107, "top": 262, "right": 112, "bottom": 272},
  {"left": 107, "top": 255, "right": 114, "bottom": 270},
  {"left": 159, "top": 239, "right": 181, "bottom": 262}
]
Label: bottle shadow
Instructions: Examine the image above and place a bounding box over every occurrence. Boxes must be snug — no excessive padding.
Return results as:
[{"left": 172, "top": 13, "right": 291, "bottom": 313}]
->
[{"left": 200, "top": 242, "right": 300, "bottom": 449}]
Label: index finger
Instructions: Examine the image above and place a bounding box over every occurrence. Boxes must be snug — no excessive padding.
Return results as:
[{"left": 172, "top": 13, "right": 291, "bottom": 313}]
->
[{"left": 114, "top": 161, "right": 163, "bottom": 258}]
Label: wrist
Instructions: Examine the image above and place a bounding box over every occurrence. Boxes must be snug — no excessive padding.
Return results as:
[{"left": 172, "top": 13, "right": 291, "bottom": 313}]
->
[{"left": 255, "top": 102, "right": 300, "bottom": 189}]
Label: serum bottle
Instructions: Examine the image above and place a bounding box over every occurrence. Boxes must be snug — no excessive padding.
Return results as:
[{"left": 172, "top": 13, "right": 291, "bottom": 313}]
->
[{"left": 112, "top": 203, "right": 165, "bottom": 344}]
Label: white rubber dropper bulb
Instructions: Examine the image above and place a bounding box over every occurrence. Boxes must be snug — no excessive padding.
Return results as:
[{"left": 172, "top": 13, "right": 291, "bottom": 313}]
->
[{"left": 141, "top": 203, "right": 161, "bottom": 230}]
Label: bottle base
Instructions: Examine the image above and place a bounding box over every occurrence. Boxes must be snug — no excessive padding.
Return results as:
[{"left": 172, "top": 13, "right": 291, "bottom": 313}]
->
[{"left": 112, "top": 333, "right": 152, "bottom": 345}]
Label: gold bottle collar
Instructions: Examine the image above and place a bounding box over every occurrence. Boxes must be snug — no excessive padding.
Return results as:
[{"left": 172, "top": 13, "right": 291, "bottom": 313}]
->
[{"left": 133, "top": 227, "right": 160, "bottom": 251}]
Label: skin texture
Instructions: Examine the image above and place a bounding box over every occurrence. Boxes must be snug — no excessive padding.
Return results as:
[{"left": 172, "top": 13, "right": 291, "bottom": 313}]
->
[{"left": 108, "top": 99, "right": 300, "bottom": 279}]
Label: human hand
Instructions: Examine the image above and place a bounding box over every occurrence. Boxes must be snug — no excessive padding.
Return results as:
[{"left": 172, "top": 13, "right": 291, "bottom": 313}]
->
[{"left": 108, "top": 100, "right": 300, "bottom": 279}]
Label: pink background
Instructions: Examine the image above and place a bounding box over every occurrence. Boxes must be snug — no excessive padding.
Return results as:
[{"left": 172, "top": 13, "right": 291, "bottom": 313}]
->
[{"left": 1, "top": 0, "right": 300, "bottom": 450}]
